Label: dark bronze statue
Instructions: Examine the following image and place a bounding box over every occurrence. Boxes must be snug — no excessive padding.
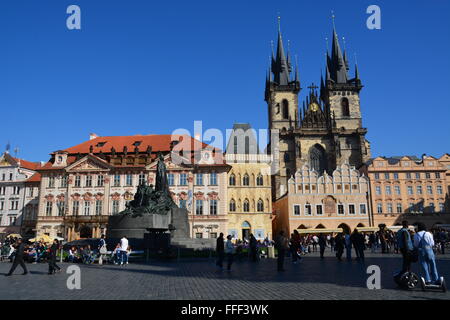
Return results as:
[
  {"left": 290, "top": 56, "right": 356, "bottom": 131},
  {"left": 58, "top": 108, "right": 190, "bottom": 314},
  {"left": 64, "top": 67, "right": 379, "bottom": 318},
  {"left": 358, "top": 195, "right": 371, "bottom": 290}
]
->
[{"left": 118, "top": 152, "right": 176, "bottom": 217}]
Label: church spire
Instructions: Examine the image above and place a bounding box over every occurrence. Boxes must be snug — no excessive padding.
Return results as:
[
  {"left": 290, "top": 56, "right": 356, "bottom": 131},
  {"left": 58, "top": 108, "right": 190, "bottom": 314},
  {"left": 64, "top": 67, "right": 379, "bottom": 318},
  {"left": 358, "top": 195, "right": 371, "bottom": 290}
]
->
[
  {"left": 326, "top": 12, "right": 349, "bottom": 84},
  {"left": 271, "top": 16, "right": 291, "bottom": 86},
  {"left": 329, "top": 27, "right": 348, "bottom": 83}
]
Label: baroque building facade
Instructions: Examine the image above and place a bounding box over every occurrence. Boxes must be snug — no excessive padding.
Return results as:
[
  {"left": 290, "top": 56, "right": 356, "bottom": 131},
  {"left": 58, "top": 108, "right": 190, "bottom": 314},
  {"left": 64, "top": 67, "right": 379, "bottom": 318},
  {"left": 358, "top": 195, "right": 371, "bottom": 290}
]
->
[
  {"left": 266, "top": 25, "right": 371, "bottom": 200},
  {"left": 360, "top": 155, "right": 450, "bottom": 229},
  {"left": 225, "top": 124, "right": 273, "bottom": 241},
  {"left": 0, "top": 152, "right": 41, "bottom": 238},
  {"left": 273, "top": 163, "right": 371, "bottom": 236},
  {"left": 34, "top": 134, "right": 230, "bottom": 241}
]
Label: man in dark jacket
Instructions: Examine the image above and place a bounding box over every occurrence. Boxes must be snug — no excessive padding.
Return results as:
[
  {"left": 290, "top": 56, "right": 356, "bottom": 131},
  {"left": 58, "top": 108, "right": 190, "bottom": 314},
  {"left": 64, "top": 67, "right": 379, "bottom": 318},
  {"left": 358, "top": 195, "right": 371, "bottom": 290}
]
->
[
  {"left": 275, "top": 231, "right": 288, "bottom": 272},
  {"left": 48, "top": 239, "right": 61, "bottom": 275},
  {"left": 397, "top": 220, "right": 413, "bottom": 273},
  {"left": 335, "top": 233, "right": 344, "bottom": 261},
  {"left": 5, "top": 239, "right": 28, "bottom": 276},
  {"left": 216, "top": 233, "right": 225, "bottom": 269},
  {"left": 318, "top": 234, "right": 327, "bottom": 259}
]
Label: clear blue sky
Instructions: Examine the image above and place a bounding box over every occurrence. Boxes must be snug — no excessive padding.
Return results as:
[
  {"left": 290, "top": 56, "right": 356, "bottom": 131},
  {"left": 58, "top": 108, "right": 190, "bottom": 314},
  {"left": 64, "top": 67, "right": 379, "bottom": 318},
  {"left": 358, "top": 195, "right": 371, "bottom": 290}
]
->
[{"left": 1, "top": 0, "right": 449, "bottom": 162}]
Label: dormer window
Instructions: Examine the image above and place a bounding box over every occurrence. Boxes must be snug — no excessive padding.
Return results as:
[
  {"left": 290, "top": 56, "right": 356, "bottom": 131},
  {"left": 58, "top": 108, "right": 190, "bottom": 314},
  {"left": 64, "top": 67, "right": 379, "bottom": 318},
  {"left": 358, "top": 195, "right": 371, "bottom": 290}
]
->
[
  {"left": 133, "top": 141, "right": 142, "bottom": 147},
  {"left": 96, "top": 142, "right": 106, "bottom": 148}
]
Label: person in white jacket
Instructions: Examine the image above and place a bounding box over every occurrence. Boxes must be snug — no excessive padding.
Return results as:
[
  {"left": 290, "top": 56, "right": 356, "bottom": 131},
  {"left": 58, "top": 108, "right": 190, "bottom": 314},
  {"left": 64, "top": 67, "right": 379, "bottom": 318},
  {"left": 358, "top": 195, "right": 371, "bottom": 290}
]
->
[{"left": 119, "top": 236, "right": 129, "bottom": 266}]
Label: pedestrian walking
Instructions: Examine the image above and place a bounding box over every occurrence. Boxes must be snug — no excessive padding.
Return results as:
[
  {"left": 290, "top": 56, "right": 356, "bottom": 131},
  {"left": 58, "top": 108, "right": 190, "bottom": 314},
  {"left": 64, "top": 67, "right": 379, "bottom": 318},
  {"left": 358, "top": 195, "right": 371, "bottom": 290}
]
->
[
  {"left": 216, "top": 233, "right": 225, "bottom": 270},
  {"left": 290, "top": 230, "right": 301, "bottom": 263},
  {"left": 369, "top": 233, "right": 376, "bottom": 253},
  {"left": 414, "top": 223, "right": 440, "bottom": 285},
  {"left": 5, "top": 239, "right": 28, "bottom": 276},
  {"left": 98, "top": 234, "right": 107, "bottom": 265},
  {"left": 275, "top": 231, "right": 289, "bottom": 272},
  {"left": 344, "top": 233, "right": 352, "bottom": 261},
  {"left": 355, "top": 230, "right": 365, "bottom": 261},
  {"left": 330, "top": 235, "right": 335, "bottom": 252},
  {"left": 335, "top": 233, "right": 344, "bottom": 261},
  {"left": 119, "top": 236, "right": 129, "bottom": 265},
  {"left": 350, "top": 229, "right": 360, "bottom": 260},
  {"left": 318, "top": 234, "right": 326, "bottom": 259},
  {"left": 225, "top": 235, "right": 235, "bottom": 271},
  {"left": 48, "top": 239, "right": 61, "bottom": 275},
  {"left": 249, "top": 234, "right": 258, "bottom": 262},
  {"left": 437, "top": 229, "right": 447, "bottom": 254},
  {"left": 397, "top": 220, "right": 413, "bottom": 273}
]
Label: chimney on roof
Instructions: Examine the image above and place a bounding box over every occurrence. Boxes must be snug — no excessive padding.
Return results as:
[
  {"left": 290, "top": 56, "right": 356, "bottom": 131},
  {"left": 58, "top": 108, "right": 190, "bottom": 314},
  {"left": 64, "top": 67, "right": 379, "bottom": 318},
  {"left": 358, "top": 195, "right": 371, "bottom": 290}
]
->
[
  {"left": 194, "top": 133, "right": 201, "bottom": 141},
  {"left": 90, "top": 133, "right": 98, "bottom": 140}
]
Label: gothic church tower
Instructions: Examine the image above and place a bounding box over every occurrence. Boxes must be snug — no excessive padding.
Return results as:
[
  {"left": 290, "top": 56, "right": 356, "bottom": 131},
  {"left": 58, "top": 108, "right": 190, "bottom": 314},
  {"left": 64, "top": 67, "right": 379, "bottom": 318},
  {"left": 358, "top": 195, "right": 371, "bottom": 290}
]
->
[{"left": 266, "top": 21, "right": 371, "bottom": 200}]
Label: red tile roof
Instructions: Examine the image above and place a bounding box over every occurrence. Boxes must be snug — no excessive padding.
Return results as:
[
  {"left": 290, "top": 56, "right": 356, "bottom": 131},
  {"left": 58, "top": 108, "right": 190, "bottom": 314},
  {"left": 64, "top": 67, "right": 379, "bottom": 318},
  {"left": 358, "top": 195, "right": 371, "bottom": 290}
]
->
[
  {"left": 62, "top": 134, "right": 210, "bottom": 155},
  {"left": 12, "top": 157, "right": 42, "bottom": 171},
  {"left": 38, "top": 134, "right": 226, "bottom": 170},
  {"left": 26, "top": 173, "right": 41, "bottom": 183}
]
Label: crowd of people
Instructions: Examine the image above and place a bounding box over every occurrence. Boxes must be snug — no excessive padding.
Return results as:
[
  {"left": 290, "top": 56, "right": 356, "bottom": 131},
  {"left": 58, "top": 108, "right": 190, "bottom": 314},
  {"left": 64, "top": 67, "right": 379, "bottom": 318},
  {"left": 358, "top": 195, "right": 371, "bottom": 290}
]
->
[
  {"left": 215, "top": 224, "right": 448, "bottom": 285},
  {"left": 1, "top": 234, "right": 133, "bottom": 276},
  {"left": 64, "top": 235, "right": 133, "bottom": 266},
  {"left": 2, "top": 225, "right": 448, "bottom": 286},
  {"left": 1, "top": 237, "right": 62, "bottom": 276}
]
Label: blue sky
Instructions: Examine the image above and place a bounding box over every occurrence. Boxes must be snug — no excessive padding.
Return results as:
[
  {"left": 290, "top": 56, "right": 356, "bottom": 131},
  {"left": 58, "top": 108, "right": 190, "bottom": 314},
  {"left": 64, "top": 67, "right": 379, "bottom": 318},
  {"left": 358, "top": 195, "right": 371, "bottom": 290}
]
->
[{"left": 1, "top": 0, "right": 449, "bottom": 162}]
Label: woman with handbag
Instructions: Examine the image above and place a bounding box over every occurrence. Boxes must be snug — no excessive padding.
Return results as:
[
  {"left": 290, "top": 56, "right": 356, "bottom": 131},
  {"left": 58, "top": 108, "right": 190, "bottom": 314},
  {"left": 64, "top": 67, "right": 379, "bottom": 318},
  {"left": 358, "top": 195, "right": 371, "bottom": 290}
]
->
[
  {"left": 98, "top": 234, "right": 107, "bottom": 265},
  {"left": 414, "top": 223, "right": 440, "bottom": 285}
]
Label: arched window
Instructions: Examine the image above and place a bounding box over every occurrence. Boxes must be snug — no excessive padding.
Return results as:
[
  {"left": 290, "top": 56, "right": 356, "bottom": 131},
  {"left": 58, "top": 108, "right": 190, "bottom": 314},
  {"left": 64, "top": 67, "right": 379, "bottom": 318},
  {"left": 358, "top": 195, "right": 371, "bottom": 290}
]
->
[
  {"left": 243, "top": 199, "right": 250, "bottom": 212},
  {"left": 256, "top": 174, "right": 264, "bottom": 186},
  {"left": 229, "top": 174, "right": 236, "bottom": 186},
  {"left": 282, "top": 99, "right": 289, "bottom": 119},
  {"left": 229, "top": 199, "right": 236, "bottom": 212},
  {"left": 309, "top": 144, "right": 327, "bottom": 174},
  {"left": 341, "top": 97, "right": 350, "bottom": 117},
  {"left": 243, "top": 174, "right": 250, "bottom": 186},
  {"left": 257, "top": 199, "right": 264, "bottom": 212}
]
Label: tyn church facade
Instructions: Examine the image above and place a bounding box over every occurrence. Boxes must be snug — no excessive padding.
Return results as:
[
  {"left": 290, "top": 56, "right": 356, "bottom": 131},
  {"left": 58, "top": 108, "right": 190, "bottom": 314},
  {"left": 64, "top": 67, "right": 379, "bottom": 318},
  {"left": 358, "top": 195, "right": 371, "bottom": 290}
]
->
[{"left": 265, "top": 25, "right": 371, "bottom": 200}]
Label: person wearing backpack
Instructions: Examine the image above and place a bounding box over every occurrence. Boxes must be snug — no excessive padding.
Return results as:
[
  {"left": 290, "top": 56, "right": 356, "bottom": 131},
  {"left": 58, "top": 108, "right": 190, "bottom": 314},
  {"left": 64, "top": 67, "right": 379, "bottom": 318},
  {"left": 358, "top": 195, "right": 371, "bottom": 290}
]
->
[
  {"left": 397, "top": 220, "right": 413, "bottom": 273},
  {"left": 414, "top": 223, "right": 439, "bottom": 285}
]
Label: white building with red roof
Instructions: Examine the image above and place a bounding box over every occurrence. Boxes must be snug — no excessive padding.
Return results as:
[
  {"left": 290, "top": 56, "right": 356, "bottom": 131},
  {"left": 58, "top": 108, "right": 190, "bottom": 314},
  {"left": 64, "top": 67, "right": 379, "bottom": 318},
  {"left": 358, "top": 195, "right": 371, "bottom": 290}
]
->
[
  {"left": 0, "top": 152, "right": 41, "bottom": 238},
  {"left": 35, "top": 133, "right": 230, "bottom": 241}
]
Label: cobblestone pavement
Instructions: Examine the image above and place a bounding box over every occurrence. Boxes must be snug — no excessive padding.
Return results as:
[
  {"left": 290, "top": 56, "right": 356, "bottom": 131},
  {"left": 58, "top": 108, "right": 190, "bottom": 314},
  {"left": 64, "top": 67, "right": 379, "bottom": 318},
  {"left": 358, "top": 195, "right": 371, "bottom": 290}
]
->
[{"left": 0, "top": 250, "right": 449, "bottom": 300}]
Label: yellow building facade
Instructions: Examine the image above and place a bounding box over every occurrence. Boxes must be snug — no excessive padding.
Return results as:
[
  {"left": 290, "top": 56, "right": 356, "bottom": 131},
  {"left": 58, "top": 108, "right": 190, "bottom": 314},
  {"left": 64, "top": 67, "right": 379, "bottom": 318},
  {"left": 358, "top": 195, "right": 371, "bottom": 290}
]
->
[
  {"left": 225, "top": 124, "right": 273, "bottom": 241},
  {"left": 225, "top": 155, "right": 273, "bottom": 241}
]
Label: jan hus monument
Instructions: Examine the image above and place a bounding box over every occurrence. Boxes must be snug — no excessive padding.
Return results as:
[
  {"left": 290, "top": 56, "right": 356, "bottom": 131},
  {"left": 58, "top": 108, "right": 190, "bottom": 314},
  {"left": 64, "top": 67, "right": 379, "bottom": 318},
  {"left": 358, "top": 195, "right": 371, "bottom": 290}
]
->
[{"left": 107, "top": 153, "right": 190, "bottom": 247}]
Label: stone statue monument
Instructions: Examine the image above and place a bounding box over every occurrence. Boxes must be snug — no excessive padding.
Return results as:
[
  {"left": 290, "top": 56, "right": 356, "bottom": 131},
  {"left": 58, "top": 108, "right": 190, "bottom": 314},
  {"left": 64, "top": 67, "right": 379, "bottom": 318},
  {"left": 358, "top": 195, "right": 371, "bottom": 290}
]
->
[
  {"left": 119, "top": 153, "right": 176, "bottom": 217},
  {"left": 107, "top": 151, "right": 215, "bottom": 253}
]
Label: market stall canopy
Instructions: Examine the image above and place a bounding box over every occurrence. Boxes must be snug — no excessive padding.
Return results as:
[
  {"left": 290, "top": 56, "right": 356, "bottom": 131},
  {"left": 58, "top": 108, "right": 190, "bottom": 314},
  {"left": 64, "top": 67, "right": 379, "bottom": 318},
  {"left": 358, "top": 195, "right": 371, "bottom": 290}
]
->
[
  {"left": 355, "top": 227, "right": 378, "bottom": 232},
  {"left": 29, "top": 234, "right": 54, "bottom": 243},
  {"left": 6, "top": 234, "right": 22, "bottom": 238},
  {"left": 297, "top": 228, "right": 343, "bottom": 234}
]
